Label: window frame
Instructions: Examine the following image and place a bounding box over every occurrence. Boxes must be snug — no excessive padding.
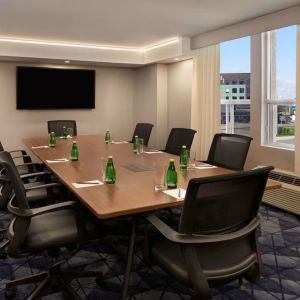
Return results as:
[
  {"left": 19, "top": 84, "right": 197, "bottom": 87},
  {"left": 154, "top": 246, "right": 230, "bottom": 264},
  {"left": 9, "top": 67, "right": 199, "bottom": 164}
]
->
[{"left": 262, "top": 29, "right": 296, "bottom": 151}]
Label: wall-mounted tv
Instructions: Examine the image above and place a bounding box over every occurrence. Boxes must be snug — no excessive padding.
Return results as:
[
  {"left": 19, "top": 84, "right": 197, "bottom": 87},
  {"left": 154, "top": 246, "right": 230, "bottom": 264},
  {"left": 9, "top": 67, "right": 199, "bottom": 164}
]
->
[{"left": 17, "top": 66, "right": 95, "bottom": 109}]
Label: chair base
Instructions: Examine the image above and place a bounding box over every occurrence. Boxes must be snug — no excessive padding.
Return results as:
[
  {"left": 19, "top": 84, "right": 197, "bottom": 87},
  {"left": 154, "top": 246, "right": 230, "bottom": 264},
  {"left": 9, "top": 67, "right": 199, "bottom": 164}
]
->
[{"left": 5, "top": 261, "right": 102, "bottom": 300}]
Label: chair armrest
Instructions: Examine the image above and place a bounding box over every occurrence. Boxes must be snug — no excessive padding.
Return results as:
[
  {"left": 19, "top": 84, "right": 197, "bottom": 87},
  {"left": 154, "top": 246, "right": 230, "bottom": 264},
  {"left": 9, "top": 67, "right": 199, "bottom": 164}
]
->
[
  {"left": 8, "top": 199, "right": 77, "bottom": 218},
  {"left": 9, "top": 150, "right": 27, "bottom": 156},
  {"left": 12, "top": 155, "right": 32, "bottom": 161},
  {"left": 25, "top": 182, "right": 61, "bottom": 191},
  {"left": 146, "top": 214, "right": 260, "bottom": 244},
  {"left": 15, "top": 162, "right": 43, "bottom": 168},
  {"left": 20, "top": 171, "right": 49, "bottom": 179}
]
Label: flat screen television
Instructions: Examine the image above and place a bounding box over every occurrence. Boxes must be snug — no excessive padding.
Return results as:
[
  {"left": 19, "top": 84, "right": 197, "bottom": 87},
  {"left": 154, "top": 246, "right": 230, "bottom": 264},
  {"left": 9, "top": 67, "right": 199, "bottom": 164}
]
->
[{"left": 17, "top": 66, "right": 95, "bottom": 109}]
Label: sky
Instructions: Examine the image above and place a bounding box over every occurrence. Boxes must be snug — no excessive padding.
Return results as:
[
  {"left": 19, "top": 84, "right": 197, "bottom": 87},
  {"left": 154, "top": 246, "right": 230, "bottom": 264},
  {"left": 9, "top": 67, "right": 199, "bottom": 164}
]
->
[{"left": 220, "top": 25, "right": 296, "bottom": 99}]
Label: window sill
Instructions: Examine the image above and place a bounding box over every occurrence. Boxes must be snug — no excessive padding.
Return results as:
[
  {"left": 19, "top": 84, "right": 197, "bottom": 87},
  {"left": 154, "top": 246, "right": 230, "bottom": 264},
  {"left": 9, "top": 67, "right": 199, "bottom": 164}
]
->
[{"left": 261, "top": 143, "right": 295, "bottom": 152}]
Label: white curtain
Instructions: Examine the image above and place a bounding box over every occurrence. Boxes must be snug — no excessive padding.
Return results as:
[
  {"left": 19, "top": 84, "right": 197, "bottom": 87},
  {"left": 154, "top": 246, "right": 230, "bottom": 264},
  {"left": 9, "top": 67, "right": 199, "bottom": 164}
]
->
[{"left": 191, "top": 45, "right": 220, "bottom": 160}]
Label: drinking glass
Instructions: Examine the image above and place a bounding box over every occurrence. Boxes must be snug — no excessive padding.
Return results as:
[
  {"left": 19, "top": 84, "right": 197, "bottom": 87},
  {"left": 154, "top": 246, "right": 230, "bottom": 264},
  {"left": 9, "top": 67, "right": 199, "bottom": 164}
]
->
[
  {"left": 154, "top": 164, "right": 165, "bottom": 191},
  {"left": 137, "top": 138, "right": 144, "bottom": 154},
  {"left": 67, "top": 127, "right": 74, "bottom": 137},
  {"left": 188, "top": 150, "right": 196, "bottom": 169},
  {"left": 100, "top": 157, "right": 106, "bottom": 182}
]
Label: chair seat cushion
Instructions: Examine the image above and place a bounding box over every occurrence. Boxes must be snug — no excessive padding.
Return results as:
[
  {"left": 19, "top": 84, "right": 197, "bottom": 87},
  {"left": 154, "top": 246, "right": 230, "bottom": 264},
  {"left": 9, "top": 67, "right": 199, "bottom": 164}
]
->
[
  {"left": 23, "top": 209, "right": 79, "bottom": 252},
  {"left": 151, "top": 238, "right": 257, "bottom": 285}
]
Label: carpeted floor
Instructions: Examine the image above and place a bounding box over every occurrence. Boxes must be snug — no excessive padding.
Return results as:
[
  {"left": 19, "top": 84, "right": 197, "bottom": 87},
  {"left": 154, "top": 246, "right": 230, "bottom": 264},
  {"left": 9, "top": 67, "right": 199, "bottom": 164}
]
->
[{"left": 0, "top": 203, "right": 300, "bottom": 299}]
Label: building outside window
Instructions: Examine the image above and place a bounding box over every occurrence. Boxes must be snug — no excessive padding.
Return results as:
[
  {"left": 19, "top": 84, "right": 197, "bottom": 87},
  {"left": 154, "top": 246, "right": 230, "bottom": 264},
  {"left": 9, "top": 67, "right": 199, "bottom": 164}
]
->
[
  {"left": 220, "top": 36, "right": 251, "bottom": 135},
  {"left": 262, "top": 25, "right": 297, "bottom": 150}
]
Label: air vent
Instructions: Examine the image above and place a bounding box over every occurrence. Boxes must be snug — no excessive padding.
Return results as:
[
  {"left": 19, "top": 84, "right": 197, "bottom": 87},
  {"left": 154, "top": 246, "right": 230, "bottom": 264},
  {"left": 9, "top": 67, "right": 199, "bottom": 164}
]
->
[
  {"left": 263, "top": 169, "right": 300, "bottom": 216},
  {"left": 268, "top": 170, "right": 300, "bottom": 187}
]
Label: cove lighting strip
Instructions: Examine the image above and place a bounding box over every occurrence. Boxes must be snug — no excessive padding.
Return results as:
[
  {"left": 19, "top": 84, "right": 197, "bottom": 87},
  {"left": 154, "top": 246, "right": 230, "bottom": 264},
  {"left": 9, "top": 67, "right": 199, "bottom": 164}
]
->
[{"left": 0, "top": 37, "right": 179, "bottom": 52}]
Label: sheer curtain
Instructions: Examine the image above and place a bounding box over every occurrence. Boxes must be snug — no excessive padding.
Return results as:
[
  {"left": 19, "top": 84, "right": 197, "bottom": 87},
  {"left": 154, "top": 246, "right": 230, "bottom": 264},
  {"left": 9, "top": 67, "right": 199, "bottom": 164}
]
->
[{"left": 191, "top": 45, "right": 220, "bottom": 160}]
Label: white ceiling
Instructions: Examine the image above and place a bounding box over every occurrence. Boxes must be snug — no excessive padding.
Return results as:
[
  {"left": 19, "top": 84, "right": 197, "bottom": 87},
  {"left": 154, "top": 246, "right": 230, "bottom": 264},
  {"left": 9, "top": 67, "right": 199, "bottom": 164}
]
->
[{"left": 1, "top": 0, "right": 300, "bottom": 48}]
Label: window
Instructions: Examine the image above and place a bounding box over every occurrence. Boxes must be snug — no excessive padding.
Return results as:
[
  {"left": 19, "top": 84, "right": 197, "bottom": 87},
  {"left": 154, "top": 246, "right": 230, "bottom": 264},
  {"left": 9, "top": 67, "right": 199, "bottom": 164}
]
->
[
  {"left": 262, "top": 25, "right": 297, "bottom": 150},
  {"left": 220, "top": 36, "right": 251, "bottom": 135}
]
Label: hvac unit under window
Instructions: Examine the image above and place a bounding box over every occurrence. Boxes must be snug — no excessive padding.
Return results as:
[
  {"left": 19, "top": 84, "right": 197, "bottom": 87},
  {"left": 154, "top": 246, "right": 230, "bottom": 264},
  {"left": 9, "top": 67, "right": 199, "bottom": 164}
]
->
[{"left": 263, "top": 168, "right": 300, "bottom": 216}]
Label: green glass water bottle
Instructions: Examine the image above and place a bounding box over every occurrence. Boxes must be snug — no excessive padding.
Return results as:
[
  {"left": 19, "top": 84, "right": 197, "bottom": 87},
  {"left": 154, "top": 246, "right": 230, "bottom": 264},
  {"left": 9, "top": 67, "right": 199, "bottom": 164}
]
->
[
  {"left": 105, "top": 156, "right": 116, "bottom": 184},
  {"left": 166, "top": 159, "right": 177, "bottom": 189},
  {"left": 105, "top": 131, "right": 111, "bottom": 144},
  {"left": 49, "top": 132, "right": 56, "bottom": 148},
  {"left": 180, "top": 145, "right": 189, "bottom": 170},
  {"left": 62, "top": 126, "right": 68, "bottom": 139},
  {"left": 133, "top": 135, "right": 139, "bottom": 154},
  {"left": 70, "top": 141, "right": 79, "bottom": 161}
]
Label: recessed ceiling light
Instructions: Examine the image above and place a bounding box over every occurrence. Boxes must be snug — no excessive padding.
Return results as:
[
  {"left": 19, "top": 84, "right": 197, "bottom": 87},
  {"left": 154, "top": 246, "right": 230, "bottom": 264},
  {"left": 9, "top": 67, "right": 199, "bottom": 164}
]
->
[{"left": 64, "top": 60, "right": 70, "bottom": 64}]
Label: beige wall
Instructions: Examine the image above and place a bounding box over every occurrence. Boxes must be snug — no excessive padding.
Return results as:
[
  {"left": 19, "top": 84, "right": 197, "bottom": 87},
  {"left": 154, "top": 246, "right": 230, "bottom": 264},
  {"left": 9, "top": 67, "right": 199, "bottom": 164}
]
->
[
  {"left": 133, "top": 61, "right": 193, "bottom": 149},
  {"left": 0, "top": 62, "right": 135, "bottom": 151},
  {"left": 167, "top": 60, "right": 193, "bottom": 131}
]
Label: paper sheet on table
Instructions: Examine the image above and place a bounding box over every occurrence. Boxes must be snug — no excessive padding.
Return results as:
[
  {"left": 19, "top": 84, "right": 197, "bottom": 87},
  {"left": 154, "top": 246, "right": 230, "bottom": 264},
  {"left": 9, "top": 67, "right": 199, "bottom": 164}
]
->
[
  {"left": 31, "top": 145, "right": 49, "bottom": 149},
  {"left": 163, "top": 188, "right": 186, "bottom": 200},
  {"left": 46, "top": 158, "right": 69, "bottom": 163},
  {"left": 195, "top": 164, "right": 217, "bottom": 169},
  {"left": 72, "top": 180, "right": 104, "bottom": 188},
  {"left": 144, "top": 151, "right": 163, "bottom": 154},
  {"left": 111, "top": 141, "right": 129, "bottom": 144}
]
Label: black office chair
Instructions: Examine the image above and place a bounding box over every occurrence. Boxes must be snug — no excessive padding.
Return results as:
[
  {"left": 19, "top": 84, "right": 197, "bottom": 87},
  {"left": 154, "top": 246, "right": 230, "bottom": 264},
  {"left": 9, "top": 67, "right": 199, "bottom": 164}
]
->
[
  {"left": 144, "top": 166, "right": 273, "bottom": 299},
  {"left": 164, "top": 128, "right": 197, "bottom": 155},
  {"left": 205, "top": 133, "right": 253, "bottom": 171},
  {"left": 131, "top": 123, "right": 154, "bottom": 146},
  {"left": 0, "top": 141, "right": 44, "bottom": 177},
  {"left": 0, "top": 151, "right": 102, "bottom": 299},
  {"left": 47, "top": 120, "right": 77, "bottom": 136}
]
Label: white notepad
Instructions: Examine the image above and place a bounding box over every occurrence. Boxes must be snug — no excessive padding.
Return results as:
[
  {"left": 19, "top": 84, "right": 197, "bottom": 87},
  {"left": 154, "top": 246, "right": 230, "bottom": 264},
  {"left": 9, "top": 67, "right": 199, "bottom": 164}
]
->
[
  {"left": 46, "top": 158, "right": 69, "bottom": 163},
  {"left": 111, "top": 141, "right": 129, "bottom": 144},
  {"left": 163, "top": 188, "right": 186, "bottom": 200},
  {"left": 144, "top": 151, "right": 163, "bottom": 154},
  {"left": 72, "top": 180, "right": 104, "bottom": 188},
  {"left": 195, "top": 164, "right": 217, "bottom": 170},
  {"left": 31, "top": 145, "right": 49, "bottom": 149}
]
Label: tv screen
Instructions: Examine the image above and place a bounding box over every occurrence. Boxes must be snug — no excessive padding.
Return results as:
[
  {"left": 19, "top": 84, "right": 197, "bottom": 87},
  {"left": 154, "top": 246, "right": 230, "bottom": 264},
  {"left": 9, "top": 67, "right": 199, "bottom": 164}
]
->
[{"left": 17, "top": 66, "right": 95, "bottom": 109}]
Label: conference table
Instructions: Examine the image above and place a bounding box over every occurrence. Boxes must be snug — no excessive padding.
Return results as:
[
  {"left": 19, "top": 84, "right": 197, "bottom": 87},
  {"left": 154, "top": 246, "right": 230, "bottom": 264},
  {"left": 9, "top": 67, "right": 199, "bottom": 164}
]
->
[{"left": 23, "top": 134, "right": 281, "bottom": 299}]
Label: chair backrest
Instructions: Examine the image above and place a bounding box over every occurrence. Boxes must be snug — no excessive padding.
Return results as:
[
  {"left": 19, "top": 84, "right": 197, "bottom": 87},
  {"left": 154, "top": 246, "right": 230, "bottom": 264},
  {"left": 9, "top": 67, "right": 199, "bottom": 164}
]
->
[
  {"left": 164, "top": 128, "right": 197, "bottom": 155},
  {"left": 131, "top": 123, "right": 154, "bottom": 146},
  {"left": 179, "top": 166, "right": 273, "bottom": 235},
  {"left": 47, "top": 120, "right": 77, "bottom": 136},
  {"left": 207, "top": 133, "right": 253, "bottom": 171},
  {"left": 0, "top": 151, "right": 29, "bottom": 210}
]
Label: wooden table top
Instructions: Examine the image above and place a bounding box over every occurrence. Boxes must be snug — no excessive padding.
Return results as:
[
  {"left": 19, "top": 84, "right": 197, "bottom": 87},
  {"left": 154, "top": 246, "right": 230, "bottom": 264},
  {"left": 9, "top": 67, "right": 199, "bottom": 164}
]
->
[{"left": 23, "top": 135, "right": 281, "bottom": 219}]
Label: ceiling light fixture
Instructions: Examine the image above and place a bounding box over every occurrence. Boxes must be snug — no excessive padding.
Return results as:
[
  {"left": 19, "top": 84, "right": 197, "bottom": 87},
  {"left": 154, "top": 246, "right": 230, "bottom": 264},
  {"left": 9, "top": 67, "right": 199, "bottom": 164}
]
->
[{"left": 0, "top": 37, "right": 179, "bottom": 52}]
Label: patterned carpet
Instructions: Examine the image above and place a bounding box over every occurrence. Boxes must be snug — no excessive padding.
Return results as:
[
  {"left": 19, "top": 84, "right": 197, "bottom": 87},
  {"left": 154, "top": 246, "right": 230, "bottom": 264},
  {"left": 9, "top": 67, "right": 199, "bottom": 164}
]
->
[{"left": 0, "top": 203, "right": 300, "bottom": 300}]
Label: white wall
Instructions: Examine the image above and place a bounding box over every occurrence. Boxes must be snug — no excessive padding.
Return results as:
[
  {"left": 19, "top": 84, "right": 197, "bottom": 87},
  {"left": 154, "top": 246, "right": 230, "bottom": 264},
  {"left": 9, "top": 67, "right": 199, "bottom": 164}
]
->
[
  {"left": 167, "top": 60, "right": 193, "bottom": 131},
  {"left": 0, "top": 62, "right": 135, "bottom": 151}
]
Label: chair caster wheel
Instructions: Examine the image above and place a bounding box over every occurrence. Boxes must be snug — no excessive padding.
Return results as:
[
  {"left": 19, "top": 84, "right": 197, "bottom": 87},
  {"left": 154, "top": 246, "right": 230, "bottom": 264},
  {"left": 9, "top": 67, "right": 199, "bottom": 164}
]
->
[{"left": 5, "top": 287, "right": 16, "bottom": 299}]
